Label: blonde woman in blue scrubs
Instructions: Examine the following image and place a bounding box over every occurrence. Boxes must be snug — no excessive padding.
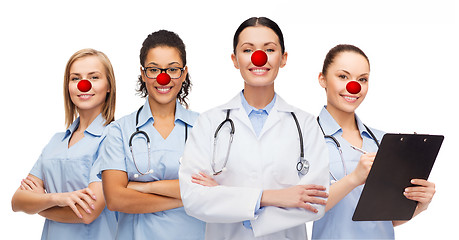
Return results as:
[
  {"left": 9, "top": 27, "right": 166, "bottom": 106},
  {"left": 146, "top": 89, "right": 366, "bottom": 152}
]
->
[
  {"left": 99, "top": 30, "right": 205, "bottom": 240},
  {"left": 11, "top": 48, "right": 117, "bottom": 239},
  {"left": 312, "top": 44, "right": 436, "bottom": 239}
]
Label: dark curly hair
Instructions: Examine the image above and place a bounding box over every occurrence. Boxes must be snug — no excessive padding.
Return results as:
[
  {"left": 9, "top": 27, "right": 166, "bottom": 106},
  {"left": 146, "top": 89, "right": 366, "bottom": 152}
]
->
[{"left": 137, "top": 30, "right": 191, "bottom": 108}]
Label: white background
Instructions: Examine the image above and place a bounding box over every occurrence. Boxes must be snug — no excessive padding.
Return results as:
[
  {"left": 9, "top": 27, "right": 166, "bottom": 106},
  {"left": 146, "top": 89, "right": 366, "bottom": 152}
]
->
[{"left": 1, "top": 0, "right": 457, "bottom": 239}]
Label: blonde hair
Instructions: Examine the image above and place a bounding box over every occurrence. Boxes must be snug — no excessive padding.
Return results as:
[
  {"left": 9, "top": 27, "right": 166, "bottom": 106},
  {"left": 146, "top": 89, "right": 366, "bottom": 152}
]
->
[{"left": 63, "top": 48, "right": 116, "bottom": 128}]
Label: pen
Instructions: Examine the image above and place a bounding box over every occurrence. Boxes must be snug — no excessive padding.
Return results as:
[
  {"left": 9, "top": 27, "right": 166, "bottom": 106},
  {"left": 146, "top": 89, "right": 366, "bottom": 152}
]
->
[{"left": 350, "top": 145, "right": 368, "bottom": 154}]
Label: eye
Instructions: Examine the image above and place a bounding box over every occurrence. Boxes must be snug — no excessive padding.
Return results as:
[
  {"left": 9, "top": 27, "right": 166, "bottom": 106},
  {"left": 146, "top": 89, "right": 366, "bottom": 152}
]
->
[
  {"left": 71, "top": 77, "right": 80, "bottom": 81},
  {"left": 358, "top": 77, "right": 368, "bottom": 82},
  {"left": 338, "top": 74, "right": 348, "bottom": 80},
  {"left": 243, "top": 49, "right": 253, "bottom": 53},
  {"left": 148, "top": 68, "right": 159, "bottom": 73},
  {"left": 266, "top": 49, "right": 275, "bottom": 53},
  {"left": 90, "top": 75, "right": 100, "bottom": 80},
  {"left": 168, "top": 68, "right": 179, "bottom": 73}
]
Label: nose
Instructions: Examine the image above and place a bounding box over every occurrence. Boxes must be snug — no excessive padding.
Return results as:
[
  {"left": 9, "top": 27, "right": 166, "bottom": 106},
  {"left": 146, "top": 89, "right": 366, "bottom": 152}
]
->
[
  {"left": 77, "top": 79, "right": 92, "bottom": 92},
  {"left": 156, "top": 72, "right": 171, "bottom": 85},
  {"left": 346, "top": 81, "right": 361, "bottom": 94},
  {"left": 251, "top": 50, "right": 268, "bottom": 67}
]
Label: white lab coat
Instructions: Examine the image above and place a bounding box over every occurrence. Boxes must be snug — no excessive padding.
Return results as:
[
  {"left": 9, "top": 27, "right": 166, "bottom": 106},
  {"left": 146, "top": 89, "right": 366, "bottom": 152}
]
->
[{"left": 179, "top": 93, "right": 329, "bottom": 240}]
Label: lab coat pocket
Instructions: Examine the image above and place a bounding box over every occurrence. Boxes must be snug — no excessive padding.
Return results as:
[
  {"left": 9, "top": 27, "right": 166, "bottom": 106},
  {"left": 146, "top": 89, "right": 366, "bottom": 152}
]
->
[{"left": 273, "top": 157, "right": 301, "bottom": 188}]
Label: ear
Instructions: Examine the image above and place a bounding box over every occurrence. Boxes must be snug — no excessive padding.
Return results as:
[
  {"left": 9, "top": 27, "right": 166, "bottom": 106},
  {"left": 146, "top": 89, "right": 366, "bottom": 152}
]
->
[
  {"left": 280, "top": 51, "right": 288, "bottom": 68},
  {"left": 231, "top": 53, "right": 239, "bottom": 69},
  {"left": 318, "top": 72, "right": 327, "bottom": 89},
  {"left": 180, "top": 66, "right": 188, "bottom": 84},
  {"left": 140, "top": 67, "right": 146, "bottom": 83}
]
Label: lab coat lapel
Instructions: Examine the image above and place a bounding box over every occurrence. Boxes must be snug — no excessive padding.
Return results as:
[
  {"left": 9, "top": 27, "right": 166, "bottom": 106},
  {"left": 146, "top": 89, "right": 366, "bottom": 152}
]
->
[
  {"left": 258, "top": 95, "right": 294, "bottom": 139},
  {"left": 219, "top": 94, "right": 255, "bottom": 135}
]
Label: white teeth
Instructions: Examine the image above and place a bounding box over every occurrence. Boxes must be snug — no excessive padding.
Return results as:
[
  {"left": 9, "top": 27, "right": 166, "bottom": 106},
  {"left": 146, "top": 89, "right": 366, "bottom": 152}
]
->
[
  {"left": 252, "top": 69, "right": 267, "bottom": 73},
  {"left": 157, "top": 87, "right": 171, "bottom": 93},
  {"left": 344, "top": 96, "right": 357, "bottom": 101}
]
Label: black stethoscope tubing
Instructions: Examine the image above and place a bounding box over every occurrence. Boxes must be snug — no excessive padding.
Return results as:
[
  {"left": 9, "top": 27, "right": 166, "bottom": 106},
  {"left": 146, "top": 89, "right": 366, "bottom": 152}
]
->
[
  {"left": 316, "top": 116, "right": 379, "bottom": 182},
  {"left": 129, "top": 105, "right": 188, "bottom": 178},
  {"left": 211, "top": 109, "right": 309, "bottom": 176}
]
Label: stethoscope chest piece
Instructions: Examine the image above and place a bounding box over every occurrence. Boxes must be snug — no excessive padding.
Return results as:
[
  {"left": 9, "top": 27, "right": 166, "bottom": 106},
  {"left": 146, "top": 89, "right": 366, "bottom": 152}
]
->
[{"left": 296, "top": 157, "right": 309, "bottom": 175}]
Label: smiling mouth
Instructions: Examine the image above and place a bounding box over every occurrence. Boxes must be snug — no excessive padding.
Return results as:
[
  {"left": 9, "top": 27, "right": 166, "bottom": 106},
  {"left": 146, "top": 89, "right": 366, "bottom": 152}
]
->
[
  {"left": 341, "top": 95, "right": 359, "bottom": 102},
  {"left": 249, "top": 67, "right": 270, "bottom": 75},
  {"left": 78, "top": 94, "right": 94, "bottom": 99},
  {"left": 155, "top": 86, "right": 173, "bottom": 94}
]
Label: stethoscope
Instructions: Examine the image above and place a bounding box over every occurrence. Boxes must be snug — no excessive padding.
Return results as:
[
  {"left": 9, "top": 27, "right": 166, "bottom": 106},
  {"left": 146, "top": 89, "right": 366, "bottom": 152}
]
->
[
  {"left": 211, "top": 109, "right": 309, "bottom": 176},
  {"left": 316, "top": 116, "right": 379, "bottom": 183},
  {"left": 129, "top": 106, "right": 188, "bottom": 178}
]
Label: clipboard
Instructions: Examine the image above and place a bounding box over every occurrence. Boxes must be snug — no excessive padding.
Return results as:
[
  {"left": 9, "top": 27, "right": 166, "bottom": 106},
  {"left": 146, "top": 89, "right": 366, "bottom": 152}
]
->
[{"left": 352, "top": 133, "right": 443, "bottom": 221}]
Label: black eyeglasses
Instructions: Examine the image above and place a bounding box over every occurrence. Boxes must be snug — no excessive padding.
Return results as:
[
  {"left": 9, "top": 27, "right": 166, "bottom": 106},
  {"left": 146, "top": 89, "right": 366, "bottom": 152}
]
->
[{"left": 141, "top": 67, "right": 185, "bottom": 79}]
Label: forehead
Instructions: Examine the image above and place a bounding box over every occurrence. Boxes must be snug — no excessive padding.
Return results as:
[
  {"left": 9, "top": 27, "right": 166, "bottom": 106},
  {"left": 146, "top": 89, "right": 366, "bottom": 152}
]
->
[
  {"left": 145, "top": 46, "right": 182, "bottom": 64},
  {"left": 237, "top": 26, "right": 280, "bottom": 46},
  {"left": 70, "top": 55, "right": 104, "bottom": 73},
  {"left": 330, "top": 51, "right": 370, "bottom": 73}
]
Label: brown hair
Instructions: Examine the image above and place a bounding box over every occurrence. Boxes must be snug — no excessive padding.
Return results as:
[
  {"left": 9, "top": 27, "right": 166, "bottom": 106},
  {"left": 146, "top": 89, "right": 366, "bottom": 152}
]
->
[
  {"left": 63, "top": 48, "right": 116, "bottom": 128},
  {"left": 322, "top": 44, "right": 370, "bottom": 75}
]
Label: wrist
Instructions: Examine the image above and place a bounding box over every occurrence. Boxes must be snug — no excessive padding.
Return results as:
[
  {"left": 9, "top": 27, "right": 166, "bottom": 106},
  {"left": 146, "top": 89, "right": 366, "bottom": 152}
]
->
[
  {"left": 345, "top": 172, "right": 363, "bottom": 188},
  {"left": 260, "top": 189, "right": 278, "bottom": 207}
]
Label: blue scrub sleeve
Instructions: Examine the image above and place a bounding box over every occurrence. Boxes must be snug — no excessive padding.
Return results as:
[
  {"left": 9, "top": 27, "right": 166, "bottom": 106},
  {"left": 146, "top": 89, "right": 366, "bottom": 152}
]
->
[{"left": 97, "top": 123, "right": 128, "bottom": 179}]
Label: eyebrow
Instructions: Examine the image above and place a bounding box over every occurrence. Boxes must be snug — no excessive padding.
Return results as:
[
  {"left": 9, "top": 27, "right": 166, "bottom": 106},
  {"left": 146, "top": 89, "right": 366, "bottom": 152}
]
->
[
  {"left": 240, "top": 42, "right": 278, "bottom": 48},
  {"left": 338, "top": 69, "right": 369, "bottom": 77},
  {"left": 70, "top": 71, "right": 101, "bottom": 75},
  {"left": 146, "top": 61, "right": 181, "bottom": 67}
]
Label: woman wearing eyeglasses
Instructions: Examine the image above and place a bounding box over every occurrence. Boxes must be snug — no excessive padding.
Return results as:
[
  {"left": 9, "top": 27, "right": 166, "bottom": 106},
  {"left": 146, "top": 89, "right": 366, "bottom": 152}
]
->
[
  {"left": 11, "top": 48, "right": 117, "bottom": 239},
  {"left": 178, "top": 17, "right": 329, "bottom": 240},
  {"left": 99, "top": 30, "right": 205, "bottom": 239}
]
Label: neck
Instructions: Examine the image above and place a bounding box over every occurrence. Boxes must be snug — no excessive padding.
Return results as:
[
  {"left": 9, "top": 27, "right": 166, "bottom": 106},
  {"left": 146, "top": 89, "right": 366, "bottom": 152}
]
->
[
  {"left": 243, "top": 83, "right": 275, "bottom": 109},
  {"left": 148, "top": 96, "right": 176, "bottom": 119},
  {"left": 76, "top": 107, "right": 101, "bottom": 132},
  {"left": 325, "top": 104, "right": 358, "bottom": 131}
]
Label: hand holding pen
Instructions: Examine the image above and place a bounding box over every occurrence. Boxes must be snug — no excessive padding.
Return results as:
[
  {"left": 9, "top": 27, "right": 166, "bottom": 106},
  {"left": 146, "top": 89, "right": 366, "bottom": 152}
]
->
[{"left": 349, "top": 145, "right": 376, "bottom": 186}]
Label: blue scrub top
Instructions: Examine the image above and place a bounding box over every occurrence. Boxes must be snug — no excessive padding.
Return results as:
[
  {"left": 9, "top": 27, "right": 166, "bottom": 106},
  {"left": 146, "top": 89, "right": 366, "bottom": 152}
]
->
[
  {"left": 98, "top": 99, "right": 205, "bottom": 240},
  {"left": 30, "top": 113, "right": 117, "bottom": 240},
  {"left": 312, "top": 107, "right": 394, "bottom": 239}
]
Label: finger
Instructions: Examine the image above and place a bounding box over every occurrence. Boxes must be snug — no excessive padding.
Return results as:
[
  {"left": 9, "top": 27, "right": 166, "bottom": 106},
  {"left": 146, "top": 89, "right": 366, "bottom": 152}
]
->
[
  {"left": 305, "top": 190, "right": 329, "bottom": 198},
  {"left": 411, "top": 179, "right": 435, "bottom": 187},
  {"left": 303, "top": 196, "right": 327, "bottom": 205},
  {"left": 191, "top": 174, "right": 202, "bottom": 179},
  {"left": 298, "top": 202, "right": 319, "bottom": 213},
  {"left": 78, "top": 191, "right": 96, "bottom": 210},
  {"left": 23, "top": 177, "right": 38, "bottom": 188},
  {"left": 83, "top": 188, "right": 97, "bottom": 200},
  {"left": 68, "top": 203, "right": 83, "bottom": 219},
  {"left": 405, "top": 186, "right": 435, "bottom": 194},
  {"left": 303, "top": 184, "right": 327, "bottom": 191},
  {"left": 21, "top": 180, "right": 33, "bottom": 190},
  {"left": 73, "top": 195, "right": 92, "bottom": 214},
  {"left": 22, "top": 178, "right": 36, "bottom": 189},
  {"left": 404, "top": 191, "right": 432, "bottom": 202},
  {"left": 199, "top": 172, "right": 211, "bottom": 178},
  {"left": 26, "top": 176, "right": 40, "bottom": 187}
]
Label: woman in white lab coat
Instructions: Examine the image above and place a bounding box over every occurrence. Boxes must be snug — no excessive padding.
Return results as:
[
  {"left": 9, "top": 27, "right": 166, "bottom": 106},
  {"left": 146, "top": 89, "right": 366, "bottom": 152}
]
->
[{"left": 179, "top": 17, "right": 329, "bottom": 239}]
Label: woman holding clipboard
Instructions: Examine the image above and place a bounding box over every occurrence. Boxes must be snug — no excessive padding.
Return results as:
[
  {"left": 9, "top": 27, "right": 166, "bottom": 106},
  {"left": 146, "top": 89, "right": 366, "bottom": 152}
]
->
[{"left": 312, "top": 44, "right": 436, "bottom": 239}]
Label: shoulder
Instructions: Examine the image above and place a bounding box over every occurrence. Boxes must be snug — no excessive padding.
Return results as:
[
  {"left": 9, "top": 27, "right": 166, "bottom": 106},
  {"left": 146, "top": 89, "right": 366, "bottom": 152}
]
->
[
  {"left": 182, "top": 108, "right": 200, "bottom": 126},
  {"left": 276, "top": 95, "right": 316, "bottom": 123},
  {"left": 364, "top": 125, "right": 386, "bottom": 142}
]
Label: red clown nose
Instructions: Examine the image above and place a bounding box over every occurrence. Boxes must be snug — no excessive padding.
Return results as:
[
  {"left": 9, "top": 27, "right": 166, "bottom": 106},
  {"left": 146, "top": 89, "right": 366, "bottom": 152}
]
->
[
  {"left": 77, "top": 79, "right": 92, "bottom": 92},
  {"left": 346, "top": 81, "right": 361, "bottom": 94},
  {"left": 156, "top": 73, "right": 171, "bottom": 85},
  {"left": 251, "top": 50, "right": 268, "bottom": 67}
]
